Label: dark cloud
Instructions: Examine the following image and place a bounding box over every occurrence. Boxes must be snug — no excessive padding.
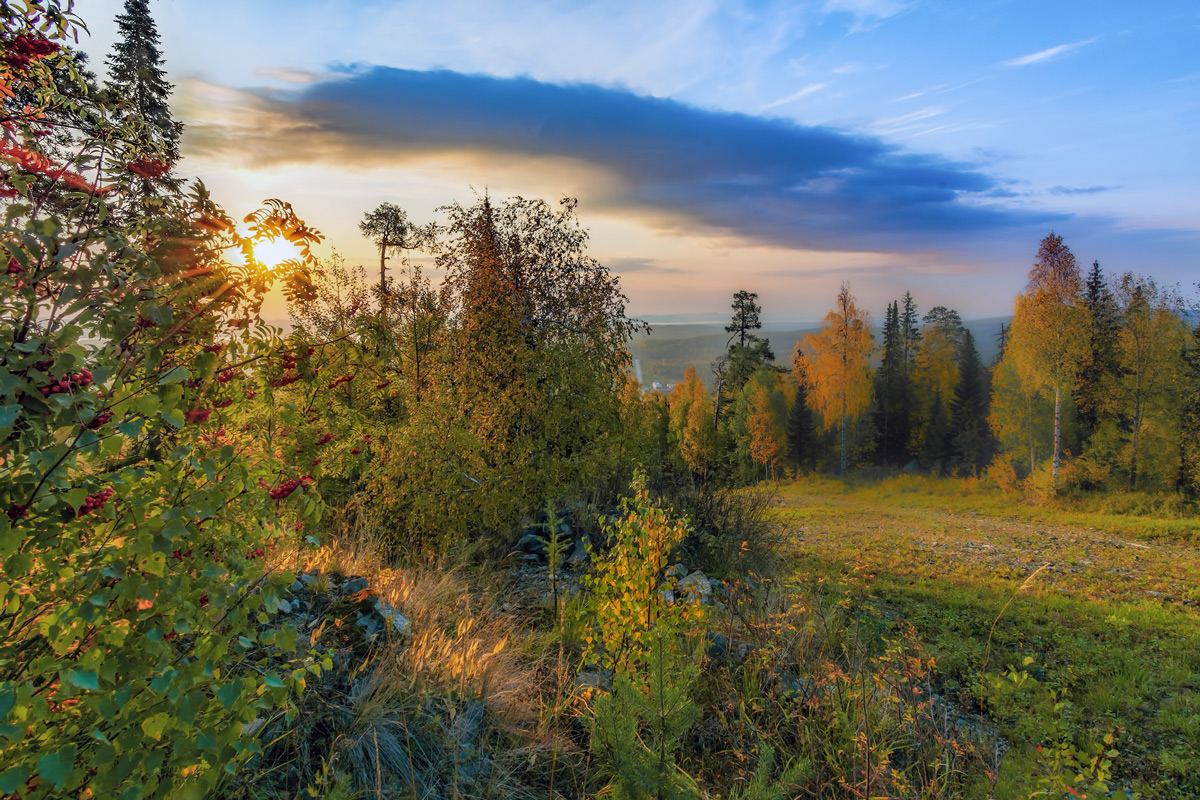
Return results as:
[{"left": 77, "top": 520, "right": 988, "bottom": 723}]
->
[{"left": 224, "top": 66, "right": 1068, "bottom": 251}]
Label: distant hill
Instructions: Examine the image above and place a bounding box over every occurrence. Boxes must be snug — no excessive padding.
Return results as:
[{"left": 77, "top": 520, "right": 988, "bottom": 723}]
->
[{"left": 628, "top": 316, "right": 1012, "bottom": 389}]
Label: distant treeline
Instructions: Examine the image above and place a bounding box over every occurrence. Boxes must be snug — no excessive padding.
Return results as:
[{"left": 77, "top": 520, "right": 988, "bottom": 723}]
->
[{"left": 627, "top": 235, "right": 1200, "bottom": 494}]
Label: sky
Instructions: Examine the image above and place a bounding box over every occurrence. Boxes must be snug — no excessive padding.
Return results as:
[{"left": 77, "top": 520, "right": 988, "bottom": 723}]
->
[{"left": 74, "top": 0, "right": 1198, "bottom": 322}]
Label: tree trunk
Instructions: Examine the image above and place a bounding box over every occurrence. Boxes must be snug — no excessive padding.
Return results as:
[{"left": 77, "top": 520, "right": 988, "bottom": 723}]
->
[
  {"left": 1052, "top": 386, "right": 1061, "bottom": 486},
  {"left": 840, "top": 405, "right": 847, "bottom": 476},
  {"left": 379, "top": 244, "right": 387, "bottom": 297}
]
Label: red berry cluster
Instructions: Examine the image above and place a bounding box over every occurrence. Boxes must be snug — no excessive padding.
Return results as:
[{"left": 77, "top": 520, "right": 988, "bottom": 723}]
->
[
  {"left": 245, "top": 547, "right": 265, "bottom": 560},
  {"left": 85, "top": 410, "right": 113, "bottom": 430},
  {"left": 267, "top": 476, "right": 312, "bottom": 500},
  {"left": 327, "top": 375, "right": 353, "bottom": 389},
  {"left": 2, "top": 34, "right": 59, "bottom": 73},
  {"left": 316, "top": 432, "right": 332, "bottom": 446},
  {"left": 40, "top": 369, "right": 93, "bottom": 397},
  {"left": 217, "top": 369, "right": 236, "bottom": 384},
  {"left": 375, "top": 380, "right": 391, "bottom": 389},
  {"left": 269, "top": 374, "right": 300, "bottom": 388},
  {"left": 213, "top": 398, "right": 233, "bottom": 409},
  {"left": 78, "top": 488, "right": 114, "bottom": 516},
  {"left": 5, "top": 258, "right": 21, "bottom": 275},
  {"left": 7, "top": 504, "right": 28, "bottom": 523},
  {"left": 170, "top": 548, "right": 193, "bottom": 561},
  {"left": 135, "top": 315, "right": 157, "bottom": 329},
  {"left": 203, "top": 343, "right": 224, "bottom": 354},
  {"left": 185, "top": 408, "right": 211, "bottom": 424}
]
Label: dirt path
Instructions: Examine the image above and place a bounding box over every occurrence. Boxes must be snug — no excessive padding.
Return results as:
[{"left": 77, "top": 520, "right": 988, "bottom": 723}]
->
[{"left": 773, "top": 491, "right": 1200, "bottom": 609}]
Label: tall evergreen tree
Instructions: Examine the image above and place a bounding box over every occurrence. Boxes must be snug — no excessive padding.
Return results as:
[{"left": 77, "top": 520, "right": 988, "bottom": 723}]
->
[
  {"left": 724, "top": 290, "right": 774, "bottom": 392},
  {"left": 873, "top": 300, "right": 914, "bottom": 465},
  {"left": 1076, "top": 260, "right": 1121, "bottom": 443},
  {"left": 921, "top": 393, "right": 948, "bottom": 475},
  {"left": 949, "top": 330, "right": 992, "bottom": 475},
  {"left": 900, "top": 292, "right": 921, "bottom": 380},
  {"left": 107, "top": 0, "right": 182, "bottom": 196},
  {"left": 786, "top": 371, "right": 817, "bottom": 474}
]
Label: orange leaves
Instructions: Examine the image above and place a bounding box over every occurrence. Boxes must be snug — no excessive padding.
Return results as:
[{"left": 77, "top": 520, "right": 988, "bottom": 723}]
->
[{"left": 794, "top": 282, "right": 874, "bottom": 434}]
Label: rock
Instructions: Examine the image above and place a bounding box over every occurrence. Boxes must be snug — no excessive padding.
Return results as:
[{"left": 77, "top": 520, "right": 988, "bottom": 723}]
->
[
  {"left": 566, "top": 539, "right": 589, "bottom": 565},
  {"left": 707, "top": 633, "right": 752, "bottom": 663},
  {"left": 299, "top": 572, "right": 318, "bottom": 587},
  {"left": 665, "top": 563, "right": 687, "bottom": 582},
  {"left": 278, "top": 598, "right": 293, "bottom": 614},
  {"left": 342, "top": 576, "right": 369, "bottom": 595},
  {"left": 355, "top": 613, "right": 384, "bottom": 640},
  {"left": 516, "top": 532, "right": 545, "bottom": 553},
  {"left": 679, "top": 571, "right": 713, "bottom": 605},
  {"left": 375, "top": 599, "right": 412, "bottom": 637},
  {"left": 658, "top": 586, "right": 675, "bottom": 605},
  {"left": 289, "top": 580, "right": 304, "bottom": 593}
]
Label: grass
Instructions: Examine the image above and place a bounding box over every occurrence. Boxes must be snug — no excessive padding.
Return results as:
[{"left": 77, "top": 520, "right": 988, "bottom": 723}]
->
[{"left": 771, "top": 475, "right": 1200, "bottom": 797}]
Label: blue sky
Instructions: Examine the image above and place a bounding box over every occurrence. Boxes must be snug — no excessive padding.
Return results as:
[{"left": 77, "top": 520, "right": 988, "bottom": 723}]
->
[{"left": 76, "top": 0, "right": 1198, "bottom": 320}]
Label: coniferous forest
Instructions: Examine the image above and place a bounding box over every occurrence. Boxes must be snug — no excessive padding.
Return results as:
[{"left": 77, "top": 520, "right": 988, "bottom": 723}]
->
[{"left": 2, "top": 2, "right": 1199, "bottom": 799}]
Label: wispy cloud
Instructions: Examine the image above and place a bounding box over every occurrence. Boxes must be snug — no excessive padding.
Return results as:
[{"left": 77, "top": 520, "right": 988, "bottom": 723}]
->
[
  {"left": 760, "top": 83, "right": 828, "bottom": 112},
  {"left": 1048, "top": 184, "right": 1120, "bottom": 195},
  {"left": 184, "top": 66, "right": 1063, "bottom": 252},
  {"left": 1004, "top": 39, "right": 1096, "bottom": 67}
]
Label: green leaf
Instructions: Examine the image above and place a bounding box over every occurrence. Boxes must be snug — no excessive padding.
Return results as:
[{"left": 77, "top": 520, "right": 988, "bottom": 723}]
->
[
  {"left": 37, "top": 744, "right": 76, "bottom": 790},
  {"left": 160, "top": 408, "right": 185, "bottom": 428},
  {"left": 263, "top": 673, "right": 284, "bottom": 689},
  {"left": 217, "top": 681, "right": 243, "bottom": 709},
  {"left": 141, "top": 712, "right": 170, "bottom": 740},
  {"left": 0, "top": 405, "right": 19, "bottom": 430},
  {"left": 64, "top": 669, "right": 99, "bottom": 691},
  {"left": 0, "top": 766, "right": 32, "bottom": 793}
]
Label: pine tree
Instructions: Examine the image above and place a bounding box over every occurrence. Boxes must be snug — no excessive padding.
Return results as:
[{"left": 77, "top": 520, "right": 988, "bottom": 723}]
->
[
  {"left": 106, "top": 0, "right": 182, "bottom": 196},
  {"left": 949, "top": 330, "right": 992, "bottom": 475},
  {"left": 723, "top": 290, "right": 774, "bottom": 395}
]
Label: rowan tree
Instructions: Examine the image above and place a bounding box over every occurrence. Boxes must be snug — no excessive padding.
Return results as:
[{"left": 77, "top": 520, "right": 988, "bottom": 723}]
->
[
  {"left": 1007, "top": 233, "right": 1089, "bottom": 486},
  {"left": 1180, "top": 315, "right": 1200, "bottom": 497},
  {"left": 794, "top": 282, "right": 874, "bottom": 475}
]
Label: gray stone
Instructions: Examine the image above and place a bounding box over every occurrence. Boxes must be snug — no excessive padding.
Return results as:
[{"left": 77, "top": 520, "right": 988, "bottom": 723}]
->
[
  {"left": 277, "top": 599, "right": 293, "bottom": 614},
  {"left": 516, "top": 533, "right": 545, "bottom": 554},
  {"left": 566, "top": 539, "right": 589, "bottom": 565},
  {"left": 375, "top": 599, "right": 412, "bottom": 637},
  {"left": 342, "top": 576, "right": 369, "bottom": 595},
  {"left": 665, "top": 563, "right": 687, "bottom": 582},
  {"left": 299, "top": 573, "right": 318, "bottom": 587},
  {"left": 679, "top": 570, "right": 713, "bottom": 605},
  {"left": 289, "top": 580, "right": 304, "bottom": 593}
]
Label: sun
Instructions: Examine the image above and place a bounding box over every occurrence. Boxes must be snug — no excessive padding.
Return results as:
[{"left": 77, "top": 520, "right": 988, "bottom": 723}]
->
[{"left": 252, "top": 237, "right": 299, "bottom": 271}]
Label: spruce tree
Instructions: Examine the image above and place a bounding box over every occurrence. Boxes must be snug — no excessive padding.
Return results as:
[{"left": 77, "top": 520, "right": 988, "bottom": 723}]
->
[
  {"left": 949, "top": 330, "right": 992, "bottom": 475},
  {"left": 106, "top": 0, "right": 182, "bottom": 196},
  {"left": 873, "top": 300, "right": 914, "bottom": 466},
  {"left": 1076, "top": 260, "right": 1120, "bottom": 443},
  {"left": 921, "top": 393, "right": 948, "bottom": 475},
  {"left": 786, "top": 377, "right": 816, "bottom": 474}
]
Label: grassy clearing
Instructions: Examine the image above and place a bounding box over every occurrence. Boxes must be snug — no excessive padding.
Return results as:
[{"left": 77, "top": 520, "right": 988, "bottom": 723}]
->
[
  {"left": 808, "top": 473, "right": 1200, "bottom": 545},
  {"left": 772, "top": 477, "right": 1200, "bottom": 797}
]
